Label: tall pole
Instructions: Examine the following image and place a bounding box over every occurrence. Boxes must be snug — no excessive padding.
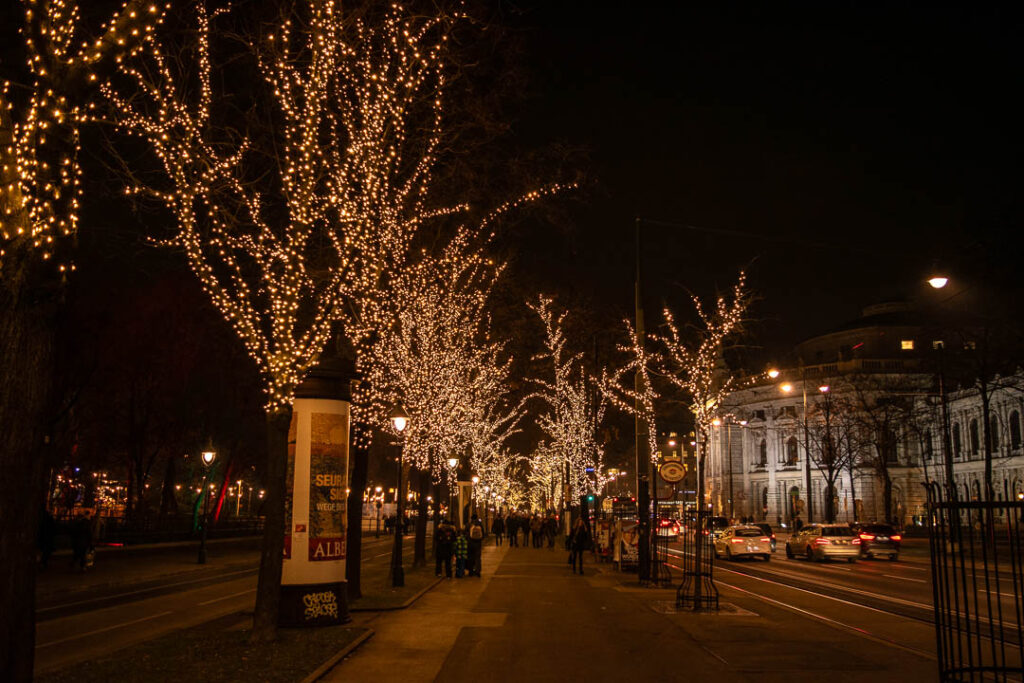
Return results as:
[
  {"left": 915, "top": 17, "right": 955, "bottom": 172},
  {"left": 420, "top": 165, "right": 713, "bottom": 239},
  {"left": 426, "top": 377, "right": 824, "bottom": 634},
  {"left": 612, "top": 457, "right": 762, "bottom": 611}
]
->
[
  {"left": 391, "top": 442, "right": 405, "bottom": 587},
  {"left": 802, "top": 367, "right": 814, "bottom": 524},
  {"left": 727, "top": 422, "right": 734, "bottom": 520},
  {"left": 634, "top": 217, "right": 651, "bottom": 582}
]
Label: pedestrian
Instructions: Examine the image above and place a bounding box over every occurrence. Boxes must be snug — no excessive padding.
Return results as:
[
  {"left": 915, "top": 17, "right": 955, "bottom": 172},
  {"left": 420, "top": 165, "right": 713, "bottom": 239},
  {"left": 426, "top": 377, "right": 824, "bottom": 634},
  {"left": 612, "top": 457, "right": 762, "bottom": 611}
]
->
[
  {"left": 454, "top": 528, "right": 469, "bottom": 578},
  {"left": 69, "top": 512, "right": 92, "bottom": 572},
  {"left": 544, "top": 514, "right": 557, "bottom": 549},
  {"left": 568, "top": 518, "right": 591, "bottom": 575},
  {"left": 492, "top": 514, "right": 505, "bottom": 546},
  {"left": 794, "top": 516, "right": 803, "bottom": 532},
  {"left": 531, "top": 514, "right": 542, "bottom": 548},
  {"left": 507, "top": 514, "right": 519, "bottom": 547},
  {"left": 468, "top": 515, "right": 484, "bottom": 576},
  {"left": 435, "top": 518, "right": 456, "bottom": 578}
]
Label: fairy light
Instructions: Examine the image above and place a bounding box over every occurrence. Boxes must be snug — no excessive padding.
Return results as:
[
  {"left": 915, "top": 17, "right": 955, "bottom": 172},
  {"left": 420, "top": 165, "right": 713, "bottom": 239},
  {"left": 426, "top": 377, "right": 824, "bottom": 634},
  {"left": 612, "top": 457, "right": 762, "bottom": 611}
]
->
[
  {"left": 528, "top": 295, "right": 608, "bottom": 506},
  {"left": 0, "top": 0, "right": 168, "bottom": 277},
  {"left": 601, "top": 318, "right": 661, "bottom": 463}
]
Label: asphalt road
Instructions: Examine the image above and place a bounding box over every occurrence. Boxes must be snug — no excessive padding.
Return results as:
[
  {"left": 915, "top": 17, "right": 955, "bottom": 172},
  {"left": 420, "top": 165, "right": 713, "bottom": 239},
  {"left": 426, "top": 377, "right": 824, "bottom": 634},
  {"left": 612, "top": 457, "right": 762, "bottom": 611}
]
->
[{"left": 33, "top": 536, "right": 396, "bottom": 676}]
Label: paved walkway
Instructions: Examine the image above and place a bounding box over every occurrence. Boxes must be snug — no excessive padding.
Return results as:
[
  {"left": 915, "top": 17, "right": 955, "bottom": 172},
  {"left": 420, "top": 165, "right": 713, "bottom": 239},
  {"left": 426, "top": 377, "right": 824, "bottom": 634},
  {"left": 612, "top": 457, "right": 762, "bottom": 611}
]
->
[{"left": 330, "top": 539, "right": 937, "bottom": 683}]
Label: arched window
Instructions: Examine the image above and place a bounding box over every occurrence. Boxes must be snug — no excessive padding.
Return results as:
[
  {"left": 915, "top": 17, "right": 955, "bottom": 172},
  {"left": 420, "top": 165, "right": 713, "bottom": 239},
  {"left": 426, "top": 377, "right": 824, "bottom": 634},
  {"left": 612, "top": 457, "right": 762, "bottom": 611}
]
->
[
  {"left": 952, "top": 423, "right": 962, "bottom": 458},
  {"left": 1010, "top": 411, "right": 1021, "bottom": 450},
  {"left": 990, "top": 416, "right": 1000, "bottom": 450},
  {"left": 785, "top": 437, "right": 799, "bottom": 466},
  {"left": 969, "top": 419, "right": 980, "bottom": 455},
  {"left": 758, "top": 439, "right": 767, "bottom": 466}
]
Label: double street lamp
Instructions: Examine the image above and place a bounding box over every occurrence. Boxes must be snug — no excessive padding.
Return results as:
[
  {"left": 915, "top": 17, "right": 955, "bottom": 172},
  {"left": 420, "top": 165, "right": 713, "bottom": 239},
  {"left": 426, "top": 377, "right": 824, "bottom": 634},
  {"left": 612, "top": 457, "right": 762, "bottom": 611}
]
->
[{"left": 389, "top": 404, "right": 411, "bottom": 587}]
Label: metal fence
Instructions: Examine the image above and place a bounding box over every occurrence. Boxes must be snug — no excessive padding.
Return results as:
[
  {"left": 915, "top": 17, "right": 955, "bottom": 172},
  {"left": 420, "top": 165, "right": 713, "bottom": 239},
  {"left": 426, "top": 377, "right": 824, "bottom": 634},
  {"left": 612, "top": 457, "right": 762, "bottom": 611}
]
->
[
  {"left": 675, "top": 510, "right": 719, "bottom": 611},
  {"left": 923, "top": 481, "right": 1023, "bottom": 682},
  {"left": 645, "top": 529, "right": 672, "bottom": 587}
]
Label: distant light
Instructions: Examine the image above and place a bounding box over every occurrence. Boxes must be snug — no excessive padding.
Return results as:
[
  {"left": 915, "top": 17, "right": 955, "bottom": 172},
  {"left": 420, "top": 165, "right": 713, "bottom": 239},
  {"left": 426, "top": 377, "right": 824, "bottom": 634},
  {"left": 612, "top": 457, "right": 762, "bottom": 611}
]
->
[
  {"left": 767, "top": 368, "right": 780, "bottom": 379},
  {"left": 818, "top": 385, "right": 830, "bottom": 393},
  {"left": 928, "top": 277, "right": 949, "bottom": 289},
  {"left": 739, "top": 420, "right": 748, "bottom": 426},
  {"left": 472, "top": 476, "right": 479, "bottom": 485},
  {"left": 780, "top": 383, "right": 794, "bottom": 393},
  {"left": 712, "top": 418, "right": 722, "bottom": 427}
]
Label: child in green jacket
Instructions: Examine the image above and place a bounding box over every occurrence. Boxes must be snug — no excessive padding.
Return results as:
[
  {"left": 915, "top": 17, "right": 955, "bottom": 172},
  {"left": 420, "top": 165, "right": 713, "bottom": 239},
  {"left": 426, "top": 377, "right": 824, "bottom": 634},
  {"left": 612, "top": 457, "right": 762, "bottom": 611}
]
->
[{"left": 454, "top": 531, "right": 469, "bottom": 578}]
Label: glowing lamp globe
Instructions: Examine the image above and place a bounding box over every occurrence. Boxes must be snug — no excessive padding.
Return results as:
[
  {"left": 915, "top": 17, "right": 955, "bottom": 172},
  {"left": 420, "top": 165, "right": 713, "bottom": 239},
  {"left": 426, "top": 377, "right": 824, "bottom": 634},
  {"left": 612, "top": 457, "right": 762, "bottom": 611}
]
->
[
  {"left": 928, "top": 277, "right": 949, "bottom": 289},
  {"left": 389, "top": 404, "right": 411, "bottom": 433}
]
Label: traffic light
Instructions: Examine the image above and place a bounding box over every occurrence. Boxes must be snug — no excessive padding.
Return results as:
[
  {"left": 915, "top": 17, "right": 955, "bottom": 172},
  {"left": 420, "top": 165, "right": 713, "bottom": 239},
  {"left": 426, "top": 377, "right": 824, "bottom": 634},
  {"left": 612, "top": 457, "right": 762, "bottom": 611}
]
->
[{"left": 586, "top": 494, "right": 595, "bottom": 503}]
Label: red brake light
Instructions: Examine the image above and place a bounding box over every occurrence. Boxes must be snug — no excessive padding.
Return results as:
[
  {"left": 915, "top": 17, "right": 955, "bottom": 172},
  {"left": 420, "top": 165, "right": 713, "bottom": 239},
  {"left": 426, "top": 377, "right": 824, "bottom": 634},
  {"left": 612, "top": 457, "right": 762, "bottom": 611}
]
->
[
  {"left": 814, "top": 538, "right": 830, "bottom": 545},
  {"left": 891, "top": 534, "right": 901, "bottom": 541},
  {"left": 852, "top": 538, "right": 861, "bottom": 545},
  {"left": 859, "top": 533, "right": 875, "bottom": 541}
]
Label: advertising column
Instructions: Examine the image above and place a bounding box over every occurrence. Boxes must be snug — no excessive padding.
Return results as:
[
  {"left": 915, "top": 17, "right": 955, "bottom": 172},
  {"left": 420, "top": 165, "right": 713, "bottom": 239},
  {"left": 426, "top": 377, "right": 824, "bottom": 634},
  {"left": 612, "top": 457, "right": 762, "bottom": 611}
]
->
[{"left": 279, "top": 398, "right": 350, "bottom": 626}]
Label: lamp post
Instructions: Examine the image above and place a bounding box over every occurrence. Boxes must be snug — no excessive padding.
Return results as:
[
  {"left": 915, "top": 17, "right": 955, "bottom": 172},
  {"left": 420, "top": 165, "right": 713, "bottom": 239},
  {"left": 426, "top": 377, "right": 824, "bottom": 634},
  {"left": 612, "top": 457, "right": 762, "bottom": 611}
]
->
[
  {"left": 447, "top": 457, "right": 459, "bottom": 523},
  {"left": 197, "top": 443, "right": 216, "bottom": 564},
  {"left": 374, "top": 486, "right": 383, "bottom": 538},
  {"left": 389, "top": 404, "right": 410, "bottom": 587},
  {"left": 471, "top": 475, "right": 479, "bottom": 519},
  {"left": 780, "top": 375, "right": 828, "bottom": 523}
]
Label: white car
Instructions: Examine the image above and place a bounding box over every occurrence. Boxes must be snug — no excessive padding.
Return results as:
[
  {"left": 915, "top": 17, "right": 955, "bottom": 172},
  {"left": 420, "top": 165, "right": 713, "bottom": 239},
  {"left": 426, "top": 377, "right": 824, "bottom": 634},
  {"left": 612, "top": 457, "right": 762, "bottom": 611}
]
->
[{"left": 714, "top": 525, "right": 772, "bottom": 561}]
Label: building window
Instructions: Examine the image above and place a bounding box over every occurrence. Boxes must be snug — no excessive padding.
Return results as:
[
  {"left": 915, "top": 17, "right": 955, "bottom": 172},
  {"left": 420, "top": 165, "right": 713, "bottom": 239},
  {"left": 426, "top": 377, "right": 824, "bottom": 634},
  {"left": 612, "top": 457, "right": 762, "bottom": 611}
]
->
[
  {"left": 990, "top": 416, "right": 1000, "bottom": 450},
  {"left": 923, "top": 430, "right": 933, "bottom": 460},
  {"left": 758, "top": 439, "right": 767, "bottom": 467},
  {"left": 901, "top": 340, "right": 915, "bottom": 350},
  {"left": 969, "top": 419, "right": 980, "bottom": 455},
  {"left": 964, "top": 340, "right": 977, "bottom": 351},
  {"left": 952, "top": 423, "right": 962, "bottom": 458},
  {"left": 785, "top": 437, "right": 798, "bottom": 466},
  {"left": 932, "top": 340, "right": 945, "bottom": 350},
  {"left": 1010, "top": 411, "right": 1021, "bottom": 450}
]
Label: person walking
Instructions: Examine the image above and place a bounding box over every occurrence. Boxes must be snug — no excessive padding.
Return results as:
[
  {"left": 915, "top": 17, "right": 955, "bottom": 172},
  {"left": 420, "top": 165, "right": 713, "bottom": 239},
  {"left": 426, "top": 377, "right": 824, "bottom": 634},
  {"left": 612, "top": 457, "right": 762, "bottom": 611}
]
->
[
  {"left": 468, "top": 515, "right": 485, "bottom": 577},
  {"left": 435, "top": 518, "right": 456, "bottom": 578},
  {"left": 454, "top": 528, "right": 469, "bottom": 578},
  {"left": 531, "top": 514, "right": 542, "bottom": 548},
  {"left": 568, "top": 518, "right": 591, "bottom": 575},
  {"left": 492, "top": 514, "right": 505, "bottom": 546},
  {"left": 507, "top": 514, "right": 519, "bottom": 547},
  {"left": 544, "top": 514, "right": 557, "bottom": 549}
]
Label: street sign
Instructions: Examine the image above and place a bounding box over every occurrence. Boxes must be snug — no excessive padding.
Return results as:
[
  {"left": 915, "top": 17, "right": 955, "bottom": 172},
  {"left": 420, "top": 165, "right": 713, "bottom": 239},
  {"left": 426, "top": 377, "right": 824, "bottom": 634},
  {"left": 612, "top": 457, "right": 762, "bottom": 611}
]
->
[{"left": 659, "top": 461, "right": 685, "bottom": 483}]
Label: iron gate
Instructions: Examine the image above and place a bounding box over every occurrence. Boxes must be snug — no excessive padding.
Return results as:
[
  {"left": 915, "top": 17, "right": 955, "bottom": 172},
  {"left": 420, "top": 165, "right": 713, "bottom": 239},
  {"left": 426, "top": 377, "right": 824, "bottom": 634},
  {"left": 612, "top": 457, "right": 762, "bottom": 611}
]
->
[
  {"left": 924, "top": 481, "right": 1023, "bottom": 682},
  {"left": 675, "top": 510, "right": 719, "bottom": 610}
]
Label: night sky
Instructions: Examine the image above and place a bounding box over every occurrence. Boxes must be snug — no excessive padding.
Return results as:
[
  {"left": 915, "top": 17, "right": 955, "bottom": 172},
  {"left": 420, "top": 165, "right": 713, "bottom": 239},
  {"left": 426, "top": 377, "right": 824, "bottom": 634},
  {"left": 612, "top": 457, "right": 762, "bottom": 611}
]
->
[{"left": 499, "top": 2, "right": 1022, "bottom": 358}]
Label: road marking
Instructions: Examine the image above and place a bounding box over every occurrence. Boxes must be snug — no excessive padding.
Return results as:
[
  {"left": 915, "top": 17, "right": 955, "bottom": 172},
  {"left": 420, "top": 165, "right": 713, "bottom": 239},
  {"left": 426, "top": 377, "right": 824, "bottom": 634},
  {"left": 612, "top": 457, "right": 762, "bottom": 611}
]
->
[
  {"left": 36, "top": 611, "right": 174, "bottom": 648},
  {"left": 198, "top": 588, "right": 255, "bottom": 605},
  {"left": 885, "top": 575, "right": 927, "bottom": 583},
  {"left": 39, "top": 568, "right": 258, "bottom": 612}
]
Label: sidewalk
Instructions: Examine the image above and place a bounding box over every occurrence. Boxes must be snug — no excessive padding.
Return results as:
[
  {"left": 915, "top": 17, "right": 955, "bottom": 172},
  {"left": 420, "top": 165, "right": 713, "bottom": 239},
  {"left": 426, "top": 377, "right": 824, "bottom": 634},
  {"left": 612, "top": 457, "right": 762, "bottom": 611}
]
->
[{"left": 327, "top": 538, "right": 937, "bottom": 683}]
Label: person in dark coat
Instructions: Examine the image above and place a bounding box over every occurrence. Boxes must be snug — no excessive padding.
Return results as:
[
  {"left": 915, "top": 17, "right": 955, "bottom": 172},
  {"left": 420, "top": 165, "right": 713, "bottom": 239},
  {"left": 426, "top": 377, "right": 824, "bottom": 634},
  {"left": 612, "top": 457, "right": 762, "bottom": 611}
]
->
[
  {"left": 507, "top": 514, "right": 519, "bottom": 547},
  {"left": 467, "top": 515, "right": 484, "bottom": 576},
  {"left": 435, "top": 518, "right": 456, "bottom": 578},
  {"left": 568, "top": 518, "right": 591, "bottom": 575},
  {"left": 491, "top": 514, "right": 505, "bottom": 546}
]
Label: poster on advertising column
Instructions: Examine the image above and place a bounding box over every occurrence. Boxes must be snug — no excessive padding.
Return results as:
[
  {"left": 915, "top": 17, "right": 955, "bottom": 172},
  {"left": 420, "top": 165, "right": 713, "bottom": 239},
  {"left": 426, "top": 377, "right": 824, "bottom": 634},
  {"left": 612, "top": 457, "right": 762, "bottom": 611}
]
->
[
  {"left": 284, "top": 417, "right": 297, "bottom": 559},
  {"left": 308, "top": 412, "right": 348, "bottom": 561}
]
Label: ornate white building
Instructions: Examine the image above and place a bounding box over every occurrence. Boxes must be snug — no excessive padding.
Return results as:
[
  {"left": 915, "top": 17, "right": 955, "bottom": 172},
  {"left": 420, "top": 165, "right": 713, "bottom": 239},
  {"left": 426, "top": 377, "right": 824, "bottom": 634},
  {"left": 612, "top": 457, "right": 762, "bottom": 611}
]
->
[{"left": 704, "top": 303, "right": 1024, "bottom": 527}]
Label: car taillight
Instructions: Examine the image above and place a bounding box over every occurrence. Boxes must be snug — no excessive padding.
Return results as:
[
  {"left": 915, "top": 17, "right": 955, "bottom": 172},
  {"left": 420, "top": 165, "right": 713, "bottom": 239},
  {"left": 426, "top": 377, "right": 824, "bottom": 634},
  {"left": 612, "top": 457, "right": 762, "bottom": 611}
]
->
[
  {"left": 759, "top": 537, "right": 770, "bottom": 542},
  {"left": 891, "top": 534, "right": 901, "bottom": 541},
  {"left": 731, "top": 538, "right": 744, "bottom": 544},
  {"left": 859, "top": 533, "right": 875, "bottom": 541},
  {"left": 852, "top": 538, "right": 861, "bottom": 545},
  {"left": 814, "top": 538, "right": 831, "bottom": 545},
  {"left": 771, "top": 534, "right": 776, "bottom": 540}
]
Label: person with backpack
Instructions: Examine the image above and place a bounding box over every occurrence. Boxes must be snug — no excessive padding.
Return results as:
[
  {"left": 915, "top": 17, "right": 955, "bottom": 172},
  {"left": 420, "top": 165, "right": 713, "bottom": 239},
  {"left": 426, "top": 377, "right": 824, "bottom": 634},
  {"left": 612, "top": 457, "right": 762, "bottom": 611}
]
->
[
  {"left": 569, "top": 517, "right": 591, "bottom": 575},
  {"left": 467, "top": 515, "right": 485, "bottom": 576},
  {"left": 454, "top": 528, "right": 469, "bottom": 578},
  {"left": 491, "top": 513, "right": 505, "bottom": 546},
  {"left": 435, "top": 518, "right": 456, "bottom": 578}
]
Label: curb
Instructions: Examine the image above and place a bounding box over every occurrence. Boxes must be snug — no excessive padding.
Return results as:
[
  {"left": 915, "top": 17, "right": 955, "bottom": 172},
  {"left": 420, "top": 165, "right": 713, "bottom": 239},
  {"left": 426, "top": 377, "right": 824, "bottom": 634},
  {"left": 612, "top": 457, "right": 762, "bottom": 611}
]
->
[
  {"left": 350, "top": 575, "right": 443, "bottom": 612},
  {"left": 302, "top": 628, "right": 375, "bottom": 683}
]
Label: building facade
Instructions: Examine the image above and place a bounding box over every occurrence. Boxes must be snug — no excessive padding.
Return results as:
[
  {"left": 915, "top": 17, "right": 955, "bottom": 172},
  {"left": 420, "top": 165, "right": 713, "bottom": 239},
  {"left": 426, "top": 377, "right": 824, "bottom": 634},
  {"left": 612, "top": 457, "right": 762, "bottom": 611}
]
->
[{"left": 704, "top": 303, "right": 1024, "bottom": 528}]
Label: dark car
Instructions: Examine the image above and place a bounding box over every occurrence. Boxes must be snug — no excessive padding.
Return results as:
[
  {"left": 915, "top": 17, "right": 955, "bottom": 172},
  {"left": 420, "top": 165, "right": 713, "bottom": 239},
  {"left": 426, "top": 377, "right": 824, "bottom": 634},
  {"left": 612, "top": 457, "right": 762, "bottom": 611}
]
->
[
  {"left": 752, "top": 522, "right": 776, "bottom": 552},
  {"left": 852, "top": 523, "right": 901, "bottom": 560}
]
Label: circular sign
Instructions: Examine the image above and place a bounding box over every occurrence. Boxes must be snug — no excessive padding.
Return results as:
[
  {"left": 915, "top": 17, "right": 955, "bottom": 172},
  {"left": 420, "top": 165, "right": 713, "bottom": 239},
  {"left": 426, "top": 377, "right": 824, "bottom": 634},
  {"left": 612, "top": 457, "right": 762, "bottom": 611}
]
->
[{"left": 659, "top": 461, "right": 686, "bottom": 483}]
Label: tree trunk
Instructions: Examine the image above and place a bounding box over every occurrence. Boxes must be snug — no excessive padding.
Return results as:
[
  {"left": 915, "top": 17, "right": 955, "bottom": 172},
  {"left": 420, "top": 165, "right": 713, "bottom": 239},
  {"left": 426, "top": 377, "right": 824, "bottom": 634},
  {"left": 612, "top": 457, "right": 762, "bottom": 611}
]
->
[
  {"left": 413, "top": 468, "right": 429, "bottom": 568},
  {"left": 692, "top": 433, "right": 707, "bottom": 609},
  {"left": 882, "top": 470, "right": 893, "bottom": 524},
  {"left": 345, "top": 434, "right": 369, "bottom": 601},
  {"left": 823, "top": 480, "right": 836, "bottom": 522},
  {"left": 0, "top": 288, "right": 56, "bottom": 681},
  {"left": 250, "top": 405, "right": 292, "bottom": 643}
]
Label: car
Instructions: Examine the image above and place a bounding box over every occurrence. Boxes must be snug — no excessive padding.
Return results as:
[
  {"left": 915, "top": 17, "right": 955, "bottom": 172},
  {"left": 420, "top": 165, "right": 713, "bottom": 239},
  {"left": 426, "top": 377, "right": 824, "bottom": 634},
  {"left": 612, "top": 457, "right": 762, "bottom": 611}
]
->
[
  {"left": 752, "top": 522, "right": 776, "bottom": 552},
  {"left": 714, "top": 526, "right": 772, "bottom": 561},
  {"left": 852, "top": 523, "right": 901, "bottom": 560},
  {"left": 656, "top": 517, "right": 681, "bottom": 541},
  {"left": 785, "top": 523, "right": 860, "bottom": 562}
]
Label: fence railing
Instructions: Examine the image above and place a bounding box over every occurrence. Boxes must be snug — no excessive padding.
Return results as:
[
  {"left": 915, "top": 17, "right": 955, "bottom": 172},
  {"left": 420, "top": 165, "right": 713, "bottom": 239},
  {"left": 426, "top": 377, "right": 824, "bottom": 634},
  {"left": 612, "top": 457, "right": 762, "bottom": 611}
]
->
[
  {"left": 923, "top": 481, "right": 1023, "bottom": 682},
  {"left": 675, "top": 511, "right": 719, "bottom": 611}
]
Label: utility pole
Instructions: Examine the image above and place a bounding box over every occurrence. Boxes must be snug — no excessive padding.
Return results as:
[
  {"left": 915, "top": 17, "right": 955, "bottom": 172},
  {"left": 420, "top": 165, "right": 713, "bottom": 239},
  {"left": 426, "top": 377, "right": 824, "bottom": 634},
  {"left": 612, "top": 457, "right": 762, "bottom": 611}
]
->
[{"left": 634, "top": 217, "right": 651, "bottom": 582}]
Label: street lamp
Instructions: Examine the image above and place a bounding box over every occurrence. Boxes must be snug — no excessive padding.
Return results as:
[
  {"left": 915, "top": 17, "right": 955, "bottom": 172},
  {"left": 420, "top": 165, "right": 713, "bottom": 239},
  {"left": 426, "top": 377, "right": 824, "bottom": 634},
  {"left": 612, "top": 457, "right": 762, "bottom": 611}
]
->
[
  {"left": 447, "top": 457, "right": 459, "bottom": 523},
  {"left": 374, "top": 485, "right": 383, "bottom": 538},
  {"left": 928, "top": 276, "right": 949, "bottom": 289},
  {"left": 389, "top": 404, "right": 410, "bottom": 587},
  {"left": 197, "top": 442, "right": 216, "bottom": 564},
  {"left": 777, "top": 373, "right": 824, "bottom": 523},
  {"left": 471, "top": 475, "right": 480, "bottom": 518}
]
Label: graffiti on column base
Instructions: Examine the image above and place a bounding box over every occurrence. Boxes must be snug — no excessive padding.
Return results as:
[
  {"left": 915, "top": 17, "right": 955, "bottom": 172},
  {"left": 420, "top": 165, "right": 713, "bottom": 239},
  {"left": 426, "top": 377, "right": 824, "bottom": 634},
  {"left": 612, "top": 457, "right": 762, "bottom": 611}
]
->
[{"left": 303, "top": 590, "right": 339, "bottom": 620}]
